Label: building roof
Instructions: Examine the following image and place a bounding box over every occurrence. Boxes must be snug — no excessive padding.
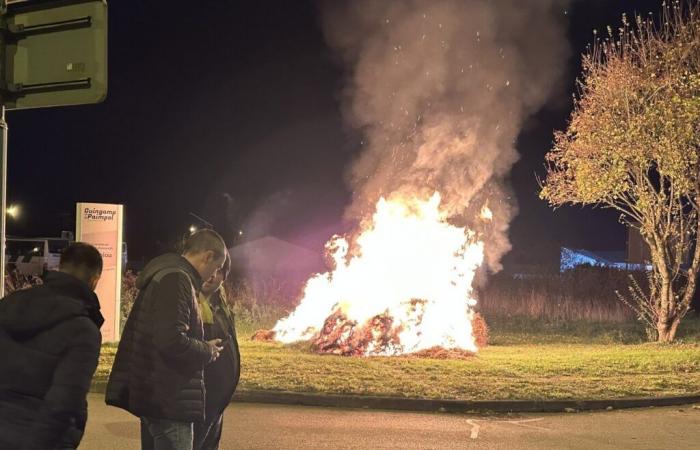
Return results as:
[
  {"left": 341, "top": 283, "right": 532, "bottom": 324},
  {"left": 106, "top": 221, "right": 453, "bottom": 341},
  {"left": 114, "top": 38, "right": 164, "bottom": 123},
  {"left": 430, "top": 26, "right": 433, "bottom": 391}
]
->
[{"left": 560, "top": 247, "right": 648, "bottom": 271}]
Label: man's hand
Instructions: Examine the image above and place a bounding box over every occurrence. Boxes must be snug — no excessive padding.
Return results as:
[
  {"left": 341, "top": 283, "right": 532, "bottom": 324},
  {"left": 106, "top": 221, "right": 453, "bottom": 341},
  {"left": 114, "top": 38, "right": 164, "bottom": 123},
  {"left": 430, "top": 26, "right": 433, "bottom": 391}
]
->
[{"left": 206, "top": 339, "right": 224, "bottom": 362}]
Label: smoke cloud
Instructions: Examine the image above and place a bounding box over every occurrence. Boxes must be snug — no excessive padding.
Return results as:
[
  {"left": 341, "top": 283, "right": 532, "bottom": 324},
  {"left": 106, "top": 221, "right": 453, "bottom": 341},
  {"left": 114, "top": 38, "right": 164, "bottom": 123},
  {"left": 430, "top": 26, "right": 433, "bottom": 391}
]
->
[{"left": 322, "top": 0, "right": 570, "bottom": 271}]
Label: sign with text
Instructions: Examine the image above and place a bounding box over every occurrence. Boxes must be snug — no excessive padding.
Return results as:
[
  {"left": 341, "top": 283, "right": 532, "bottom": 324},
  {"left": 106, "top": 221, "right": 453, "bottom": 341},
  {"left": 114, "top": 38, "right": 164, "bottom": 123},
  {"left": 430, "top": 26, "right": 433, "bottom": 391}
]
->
[{"left": 76, "top": 202, "right": 123, "bottom": 342}]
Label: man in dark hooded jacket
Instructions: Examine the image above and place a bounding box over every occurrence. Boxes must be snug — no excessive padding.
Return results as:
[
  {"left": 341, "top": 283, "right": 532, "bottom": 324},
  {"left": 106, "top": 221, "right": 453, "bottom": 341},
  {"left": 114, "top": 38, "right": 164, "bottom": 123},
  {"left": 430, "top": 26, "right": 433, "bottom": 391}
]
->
[
  {"left": 0, "top": 242, "right": 104, "bottom": 450},
  {"left": 106, "top": 229, "right": 227, "bottom": 450}
]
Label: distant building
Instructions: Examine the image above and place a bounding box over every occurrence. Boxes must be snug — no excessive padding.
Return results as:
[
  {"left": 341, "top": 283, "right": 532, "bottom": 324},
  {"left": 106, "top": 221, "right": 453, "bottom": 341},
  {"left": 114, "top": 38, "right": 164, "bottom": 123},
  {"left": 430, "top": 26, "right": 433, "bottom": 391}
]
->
[
  {"left": 560, "top": 247, "right": 651, "bottom": 272},
  {"left": 559, "top": 224, "right": 660, "bottom": 272}
]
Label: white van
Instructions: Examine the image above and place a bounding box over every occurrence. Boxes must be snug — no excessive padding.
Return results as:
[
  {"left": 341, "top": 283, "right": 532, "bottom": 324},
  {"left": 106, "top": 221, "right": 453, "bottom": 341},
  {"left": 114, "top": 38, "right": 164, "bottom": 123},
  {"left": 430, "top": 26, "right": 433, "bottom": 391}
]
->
[{"left": 6, "top": 238, "right": 71, "bottom": 275}]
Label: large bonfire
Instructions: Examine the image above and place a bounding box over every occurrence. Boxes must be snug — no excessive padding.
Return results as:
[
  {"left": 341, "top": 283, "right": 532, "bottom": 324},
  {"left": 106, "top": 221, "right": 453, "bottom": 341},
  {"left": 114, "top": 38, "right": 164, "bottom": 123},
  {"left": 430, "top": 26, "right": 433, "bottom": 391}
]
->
[
  {"left": 262, "top": 192, "right": 490, "bottom": 356},
  {"left": 254, "top": 0, "right": 571, "bottom": 357}
]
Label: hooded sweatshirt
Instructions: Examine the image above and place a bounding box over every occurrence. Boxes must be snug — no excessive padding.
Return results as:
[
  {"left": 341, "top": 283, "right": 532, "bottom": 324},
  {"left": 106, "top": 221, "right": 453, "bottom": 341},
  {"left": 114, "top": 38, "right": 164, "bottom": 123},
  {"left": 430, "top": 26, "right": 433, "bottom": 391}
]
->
[{"left": 0, "top": 271, "right": 104, "bottom": 450}]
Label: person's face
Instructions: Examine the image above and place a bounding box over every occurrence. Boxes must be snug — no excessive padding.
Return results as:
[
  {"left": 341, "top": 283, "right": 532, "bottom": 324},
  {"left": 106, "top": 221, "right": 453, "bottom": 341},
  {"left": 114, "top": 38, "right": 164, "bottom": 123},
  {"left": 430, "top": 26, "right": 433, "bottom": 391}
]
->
[
  {"left": 202, "top": 266, "right": 225, "bottom": 295},
  {"left": 199, "top": 250, "right": 226, "bottom": 282}
]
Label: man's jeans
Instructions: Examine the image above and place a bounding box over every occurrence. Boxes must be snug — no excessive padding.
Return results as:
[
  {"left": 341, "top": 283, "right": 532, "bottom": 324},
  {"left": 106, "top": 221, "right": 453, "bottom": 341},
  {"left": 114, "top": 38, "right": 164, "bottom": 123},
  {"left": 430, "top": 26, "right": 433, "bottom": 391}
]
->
[
  {"left": 194, "top": 413, "right": 224, "bottom": 450},
  {"left": 140, "top": 417, "right": 194, "bottom": 450}
]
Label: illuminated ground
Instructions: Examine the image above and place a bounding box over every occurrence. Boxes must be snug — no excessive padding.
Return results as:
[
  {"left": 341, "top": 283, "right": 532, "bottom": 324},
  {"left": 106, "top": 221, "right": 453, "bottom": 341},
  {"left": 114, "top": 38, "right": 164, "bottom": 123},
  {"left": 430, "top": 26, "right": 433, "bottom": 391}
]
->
[
  {"left": 95, "top": 327, "right": 700, "bottom": 401},
  {"left": 83, "top": 393, "right": 700, "bottom": 449}
]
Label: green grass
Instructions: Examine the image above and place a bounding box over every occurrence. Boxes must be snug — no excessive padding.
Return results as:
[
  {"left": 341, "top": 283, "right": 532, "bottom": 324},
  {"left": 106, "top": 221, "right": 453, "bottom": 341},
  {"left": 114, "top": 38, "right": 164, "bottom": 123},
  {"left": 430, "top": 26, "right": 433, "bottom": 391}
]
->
[
  {"left": 234, "top": 340, "right": 700, "bottom": 400},
  {"left": 93, "top": 316, "right": 700, "bottom": 401},
  {"left": 487, "top": 316, "right": 700, "bottom": 345}
]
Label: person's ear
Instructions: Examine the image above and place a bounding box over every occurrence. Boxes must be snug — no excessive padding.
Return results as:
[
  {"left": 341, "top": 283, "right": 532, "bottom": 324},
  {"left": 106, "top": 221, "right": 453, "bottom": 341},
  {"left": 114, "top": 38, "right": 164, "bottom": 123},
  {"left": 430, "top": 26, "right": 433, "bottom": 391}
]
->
[{"left": 90, "top": 273, "right": 101, "bottom": 291}]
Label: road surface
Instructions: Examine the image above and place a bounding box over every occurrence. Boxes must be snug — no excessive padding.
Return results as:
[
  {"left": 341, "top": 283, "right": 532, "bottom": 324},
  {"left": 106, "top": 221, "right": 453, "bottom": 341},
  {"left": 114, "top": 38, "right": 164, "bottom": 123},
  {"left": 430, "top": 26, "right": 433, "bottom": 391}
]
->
[{"left": 82, "top": 394, "right": 700, "bottom": 449}]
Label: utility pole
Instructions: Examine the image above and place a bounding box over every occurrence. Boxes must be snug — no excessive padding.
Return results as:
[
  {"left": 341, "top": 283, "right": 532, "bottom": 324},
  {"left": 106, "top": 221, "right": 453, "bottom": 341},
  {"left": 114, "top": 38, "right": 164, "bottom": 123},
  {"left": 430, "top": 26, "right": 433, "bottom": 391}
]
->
[{"left": 0, "top": 0, "right": 9, "bottom": 297}]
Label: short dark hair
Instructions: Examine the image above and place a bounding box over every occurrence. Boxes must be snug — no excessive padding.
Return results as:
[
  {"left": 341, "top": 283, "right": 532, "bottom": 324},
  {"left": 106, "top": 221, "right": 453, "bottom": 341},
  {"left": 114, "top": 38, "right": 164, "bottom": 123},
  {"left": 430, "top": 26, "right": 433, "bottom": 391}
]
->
[
  {"left": 60, "top": 242, "right": 103, "bottom": 277},
  {"left": 183, "top": 229, "right": 226, "bottom": 259}
]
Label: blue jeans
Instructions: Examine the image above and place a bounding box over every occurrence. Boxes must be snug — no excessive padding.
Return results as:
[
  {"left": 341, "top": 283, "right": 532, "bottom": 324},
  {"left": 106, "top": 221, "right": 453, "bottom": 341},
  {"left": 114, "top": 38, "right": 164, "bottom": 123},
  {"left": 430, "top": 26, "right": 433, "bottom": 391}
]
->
[
  {"left": 140, "top": 417, "right": 194, "bottom": 450},
  {"left": 194, "top": 414, "right": 224, "bottom": 450}
]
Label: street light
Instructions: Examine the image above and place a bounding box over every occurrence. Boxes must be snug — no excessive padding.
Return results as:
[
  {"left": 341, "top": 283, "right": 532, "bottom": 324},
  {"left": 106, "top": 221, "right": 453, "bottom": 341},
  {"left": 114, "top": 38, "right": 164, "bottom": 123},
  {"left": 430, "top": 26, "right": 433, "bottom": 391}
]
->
[
  {"left": 6, "top": 204, "right": 19, "bottom": 219},
  {"left": 189, "top": 225, "right": 198, "bottom": 234}
]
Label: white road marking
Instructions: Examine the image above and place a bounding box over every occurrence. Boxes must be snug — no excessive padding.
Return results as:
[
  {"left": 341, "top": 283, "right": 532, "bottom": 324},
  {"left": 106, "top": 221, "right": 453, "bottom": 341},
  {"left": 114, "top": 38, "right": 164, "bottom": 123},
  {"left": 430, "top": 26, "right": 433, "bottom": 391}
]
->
[
  {"left": 505, "top": 418, "right": 549, "bottom": 432},
  {"left": 466, "top": 417, "right": 550, "bottom": 440},
  {"left": 467, "top": 419, "right": 481, "bottom": 439}
]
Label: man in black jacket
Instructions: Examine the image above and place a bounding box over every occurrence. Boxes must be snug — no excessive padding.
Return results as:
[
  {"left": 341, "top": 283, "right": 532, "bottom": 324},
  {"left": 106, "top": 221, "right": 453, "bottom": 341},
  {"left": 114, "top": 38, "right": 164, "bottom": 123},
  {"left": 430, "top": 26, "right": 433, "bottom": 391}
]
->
[
  {"left": 106, "top": 230, "right": 227, "bottom": 450},
  {"left": 194, "top": 252, "right": 240, "bottom": 450},
  {"left": 0, "top": 242, "right": 104, "bottom": 450}
]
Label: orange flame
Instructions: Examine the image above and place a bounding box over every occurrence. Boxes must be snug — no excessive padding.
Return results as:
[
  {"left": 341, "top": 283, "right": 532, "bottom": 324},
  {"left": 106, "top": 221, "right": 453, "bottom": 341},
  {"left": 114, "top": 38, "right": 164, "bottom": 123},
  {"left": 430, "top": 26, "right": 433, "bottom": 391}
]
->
[{"left": 272, "top": 192, "right": 485, "bottom": 355}]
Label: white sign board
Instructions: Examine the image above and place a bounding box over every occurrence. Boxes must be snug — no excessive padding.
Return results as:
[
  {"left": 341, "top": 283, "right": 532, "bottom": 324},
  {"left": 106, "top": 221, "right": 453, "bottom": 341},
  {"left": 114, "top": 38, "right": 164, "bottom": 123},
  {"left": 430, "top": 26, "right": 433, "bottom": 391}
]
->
[{"left": 76, "top": 202, "right": 123, "bottom": 342}]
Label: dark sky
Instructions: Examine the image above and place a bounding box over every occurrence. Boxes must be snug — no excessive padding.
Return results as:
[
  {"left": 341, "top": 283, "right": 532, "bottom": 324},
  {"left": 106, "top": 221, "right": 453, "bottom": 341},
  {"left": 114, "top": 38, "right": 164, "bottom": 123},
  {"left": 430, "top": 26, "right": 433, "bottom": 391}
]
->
[{"left": 5, "top": 0, "right": 666, "bottom": 267}]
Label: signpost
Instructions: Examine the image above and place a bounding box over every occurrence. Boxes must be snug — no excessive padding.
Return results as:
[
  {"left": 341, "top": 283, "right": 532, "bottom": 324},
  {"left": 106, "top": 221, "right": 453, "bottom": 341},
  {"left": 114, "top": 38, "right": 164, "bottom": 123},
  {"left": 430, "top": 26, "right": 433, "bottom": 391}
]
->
[
  {"left": 76, "top": 202, "right": 122, "bottom": 341},
  {"left": 0, "top": 0, "right": 107, "bottom": 297}
]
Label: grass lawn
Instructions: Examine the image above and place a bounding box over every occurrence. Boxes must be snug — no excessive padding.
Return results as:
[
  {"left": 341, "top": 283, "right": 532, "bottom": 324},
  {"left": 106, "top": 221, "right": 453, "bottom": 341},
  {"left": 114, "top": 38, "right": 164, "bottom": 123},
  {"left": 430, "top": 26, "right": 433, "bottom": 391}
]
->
[{"left": 93, "top": 316, "right": 700, "bottom": 401}]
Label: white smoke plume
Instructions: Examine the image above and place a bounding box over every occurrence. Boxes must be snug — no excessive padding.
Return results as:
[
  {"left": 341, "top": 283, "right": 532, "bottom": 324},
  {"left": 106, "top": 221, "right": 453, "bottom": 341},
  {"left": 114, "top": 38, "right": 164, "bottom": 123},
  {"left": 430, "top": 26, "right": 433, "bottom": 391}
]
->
[{"left": 322, "top": 0, "right": 570, "bottom": 271}]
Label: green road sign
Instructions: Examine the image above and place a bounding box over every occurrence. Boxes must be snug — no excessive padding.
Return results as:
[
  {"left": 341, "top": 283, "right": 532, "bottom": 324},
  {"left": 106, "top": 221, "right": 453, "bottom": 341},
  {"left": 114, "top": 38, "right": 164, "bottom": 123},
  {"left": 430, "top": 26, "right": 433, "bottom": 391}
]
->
[{"left": 2, "top": 0, "right": 107, "bottom": 110}]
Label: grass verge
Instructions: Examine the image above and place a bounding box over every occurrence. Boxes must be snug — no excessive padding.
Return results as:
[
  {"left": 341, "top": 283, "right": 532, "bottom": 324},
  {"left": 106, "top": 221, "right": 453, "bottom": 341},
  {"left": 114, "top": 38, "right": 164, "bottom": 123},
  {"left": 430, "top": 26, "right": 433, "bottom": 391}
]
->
[{"left": 93, "top": 317, "right": 700, "bottom": 401}]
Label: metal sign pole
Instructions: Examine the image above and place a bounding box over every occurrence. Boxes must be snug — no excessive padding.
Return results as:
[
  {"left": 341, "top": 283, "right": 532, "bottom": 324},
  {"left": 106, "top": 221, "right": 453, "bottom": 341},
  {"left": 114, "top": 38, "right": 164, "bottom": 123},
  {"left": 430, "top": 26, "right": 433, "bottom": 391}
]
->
[
  {"left": 0, "top": 0, "right": 7, "bottom": 298},
  {"left": 0, "top": 106, "right": 6, "bottom": 298}
]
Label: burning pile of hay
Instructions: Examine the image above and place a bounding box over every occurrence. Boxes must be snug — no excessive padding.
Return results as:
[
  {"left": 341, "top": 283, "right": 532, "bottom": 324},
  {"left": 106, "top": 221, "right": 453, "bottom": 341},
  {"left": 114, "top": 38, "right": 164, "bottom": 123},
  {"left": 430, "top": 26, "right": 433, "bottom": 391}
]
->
[{"left": 252, "top": 312, "right": 488, "bottom": 358}]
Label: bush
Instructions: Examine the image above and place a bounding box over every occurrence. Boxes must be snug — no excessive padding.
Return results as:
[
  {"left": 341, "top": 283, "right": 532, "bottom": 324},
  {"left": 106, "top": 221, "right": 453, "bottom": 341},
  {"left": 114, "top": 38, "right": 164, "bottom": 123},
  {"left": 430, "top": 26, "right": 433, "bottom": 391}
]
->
[
  {"left": 4, "top": 267, "right": 42, "bottom": 295},
  {"left": 478, "top": 266, "right": 639, "bottom": 323},
  {"left": 224, "top": 280, "right": 289, "bottom": 336},
  {"left": 120, "top": 270, "right": 139, "bottom": 331}
]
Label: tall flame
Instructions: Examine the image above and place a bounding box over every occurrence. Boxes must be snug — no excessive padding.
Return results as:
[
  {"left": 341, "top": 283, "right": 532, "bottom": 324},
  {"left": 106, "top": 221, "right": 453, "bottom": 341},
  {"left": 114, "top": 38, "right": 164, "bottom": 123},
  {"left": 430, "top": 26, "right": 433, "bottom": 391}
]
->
[{"left": 272, "top": 192, "right": 486, "bottom": 355}]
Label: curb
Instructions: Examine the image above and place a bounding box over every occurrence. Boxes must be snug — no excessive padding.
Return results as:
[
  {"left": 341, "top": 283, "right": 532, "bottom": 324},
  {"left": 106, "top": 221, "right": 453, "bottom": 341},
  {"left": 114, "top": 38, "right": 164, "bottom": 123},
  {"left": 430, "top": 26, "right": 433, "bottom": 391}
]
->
[
  {"left": 230, "top": 390, "right": 700, "bottom": 413},
  {"left": 90, "top": 383, "right": 700, "bottom": 413}
]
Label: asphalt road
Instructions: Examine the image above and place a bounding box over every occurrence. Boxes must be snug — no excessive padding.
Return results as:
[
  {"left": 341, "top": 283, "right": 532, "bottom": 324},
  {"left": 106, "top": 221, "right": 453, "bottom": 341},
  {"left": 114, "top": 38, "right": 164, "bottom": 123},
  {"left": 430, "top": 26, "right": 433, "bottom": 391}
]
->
[{"left": 82, "top": 394, "right": 700, "bottom": 449}]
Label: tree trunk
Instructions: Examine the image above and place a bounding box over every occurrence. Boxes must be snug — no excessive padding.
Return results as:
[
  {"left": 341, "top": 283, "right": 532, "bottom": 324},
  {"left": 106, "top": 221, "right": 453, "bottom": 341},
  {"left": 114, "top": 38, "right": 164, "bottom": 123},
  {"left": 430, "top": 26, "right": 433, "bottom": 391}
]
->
[
  {"left": 657, "top": 316, "right": 681, "bottom": 343},
  {"left": 650, "top": 235, "right": 678, "bottom": 343},
  {"left": 655, "top": 271, "right": 673, "bottom": 342}
]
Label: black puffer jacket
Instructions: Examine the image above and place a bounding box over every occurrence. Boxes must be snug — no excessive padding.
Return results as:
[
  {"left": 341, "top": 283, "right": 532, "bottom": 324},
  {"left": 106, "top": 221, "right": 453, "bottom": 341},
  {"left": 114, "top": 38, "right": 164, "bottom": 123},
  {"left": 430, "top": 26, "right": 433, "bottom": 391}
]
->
[
  {"left": 202, "top": 289, "right": 240, "bottom": 421},
  {"left": 0, "top": 271, "right": 104, "bottom": 450},
  {"left": 105, "top": 254, "right": 213, "bottom": 422}
]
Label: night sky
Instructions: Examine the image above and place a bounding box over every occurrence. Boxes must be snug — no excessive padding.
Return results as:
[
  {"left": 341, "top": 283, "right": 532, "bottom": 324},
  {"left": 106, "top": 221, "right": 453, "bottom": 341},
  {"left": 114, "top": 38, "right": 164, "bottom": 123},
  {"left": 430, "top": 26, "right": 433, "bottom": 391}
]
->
[{"left": 5, "top": 0, "right": 666, "bottom": 268}]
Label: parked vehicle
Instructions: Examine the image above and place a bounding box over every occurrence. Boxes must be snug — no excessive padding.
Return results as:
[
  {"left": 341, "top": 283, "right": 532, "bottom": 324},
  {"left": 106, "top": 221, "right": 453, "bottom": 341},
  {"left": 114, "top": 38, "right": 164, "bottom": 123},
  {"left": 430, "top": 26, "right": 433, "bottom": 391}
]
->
[
  {"left": 5, "top": 238, "right": 71, "bottom": 275},
  {"left": 6, "top": 235, "right": 128, "bottom": 276}
]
